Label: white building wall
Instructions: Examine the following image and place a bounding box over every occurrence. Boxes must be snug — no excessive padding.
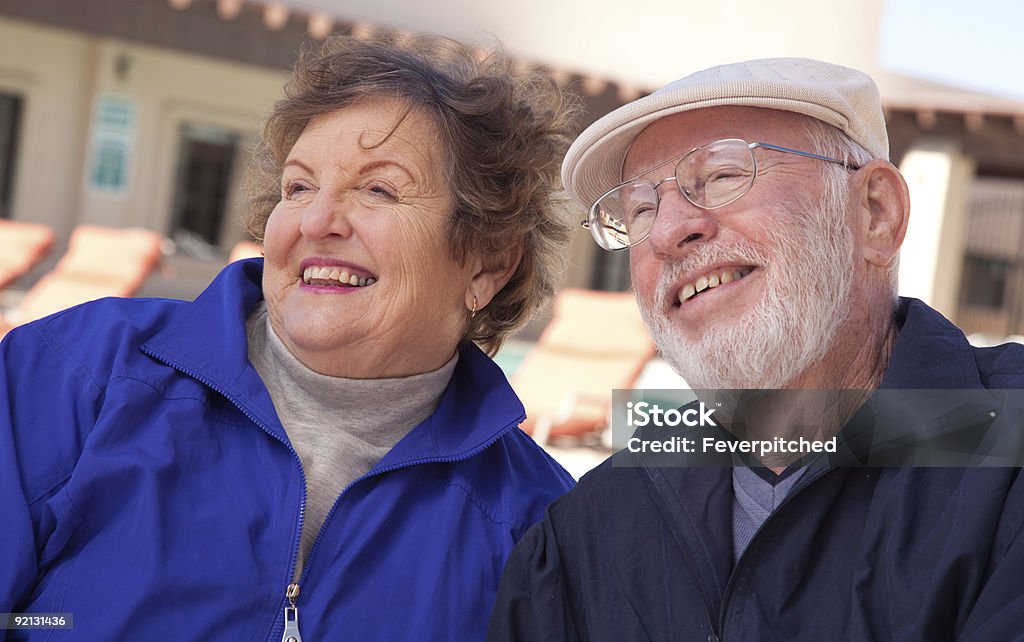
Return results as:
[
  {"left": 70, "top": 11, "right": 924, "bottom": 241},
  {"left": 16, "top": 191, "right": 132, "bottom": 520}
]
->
[
  {"left": 314, "top": 0, "right": 887, "bottom": 92},
  {"left": 78, "top": 38, "right": 286, "bottom": 242},
  {"left": 0, "top": 15, "right": 287, "bottom": 247},
  {"left": 0, "top": 18, "right": 92, "bottom": 235},
  {"left": 898, "top": 138, "right": 974, "bottom": 316}
]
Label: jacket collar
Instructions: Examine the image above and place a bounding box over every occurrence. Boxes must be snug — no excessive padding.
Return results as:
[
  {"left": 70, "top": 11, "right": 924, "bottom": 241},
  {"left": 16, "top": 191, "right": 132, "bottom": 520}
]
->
[
  {"left": 881, "top": 297, "right": 984, "bottom": 390},
  {"left": 847, "top": 298, "right": 1000, "bottom": 451},
  {"left": 140, "top": 259, "right": 526, "bottom": 464}
]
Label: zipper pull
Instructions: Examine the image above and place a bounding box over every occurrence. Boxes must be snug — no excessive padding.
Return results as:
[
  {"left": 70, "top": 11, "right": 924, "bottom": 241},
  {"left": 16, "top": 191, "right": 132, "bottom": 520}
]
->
[{"left": 281, "top": 583, "right": 302, "bottom": 642}]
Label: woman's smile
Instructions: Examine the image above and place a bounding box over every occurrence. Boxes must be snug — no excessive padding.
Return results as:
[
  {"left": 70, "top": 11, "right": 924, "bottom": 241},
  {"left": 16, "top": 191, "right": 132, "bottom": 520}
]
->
[{"left": 299, "top": 258, "right": 378, "bottom": 290}]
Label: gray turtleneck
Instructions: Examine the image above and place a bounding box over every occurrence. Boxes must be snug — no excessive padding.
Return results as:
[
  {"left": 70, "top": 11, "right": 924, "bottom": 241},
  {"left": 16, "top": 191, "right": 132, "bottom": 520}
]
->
[{"left": 246, "top": 303, "right": 457, "bottom": 574}]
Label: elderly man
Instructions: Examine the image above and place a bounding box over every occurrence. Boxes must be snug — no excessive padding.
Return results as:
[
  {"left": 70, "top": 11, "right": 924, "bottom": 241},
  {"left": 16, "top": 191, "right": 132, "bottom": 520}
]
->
[{"left": 488, "top": 58, "right": 1024, "bottom": 640}]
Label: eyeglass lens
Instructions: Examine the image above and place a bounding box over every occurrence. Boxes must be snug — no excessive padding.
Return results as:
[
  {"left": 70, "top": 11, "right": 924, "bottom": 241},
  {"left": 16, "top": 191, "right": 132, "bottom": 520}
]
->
[{"left": 589, "top": 139, "right": 757, "bottom": 250}]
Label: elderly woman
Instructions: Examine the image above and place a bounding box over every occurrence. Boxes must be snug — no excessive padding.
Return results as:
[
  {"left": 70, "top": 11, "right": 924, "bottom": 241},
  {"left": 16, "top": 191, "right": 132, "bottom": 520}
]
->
[{"left": 0, "top": 35, "right": 578, "bottom": 640}]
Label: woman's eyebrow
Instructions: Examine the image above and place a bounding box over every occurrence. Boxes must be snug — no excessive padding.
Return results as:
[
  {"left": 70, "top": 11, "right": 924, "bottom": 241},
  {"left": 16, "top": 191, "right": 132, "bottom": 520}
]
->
[
  {"left": 356, "top": 159, "right": 416, "bottom": 183},
  {"left": 283, "top": 157, "right": 417, "bottom": 184},
  {"left": 282, "top": 158, "right": 315, "bottom": 175}
]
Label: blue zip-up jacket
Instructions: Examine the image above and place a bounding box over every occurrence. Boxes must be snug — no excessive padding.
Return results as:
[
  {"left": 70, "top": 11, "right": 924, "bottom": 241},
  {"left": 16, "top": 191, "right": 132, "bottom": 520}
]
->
[
  {"left": 489, "top": 299, "right": 1024, "bottom": 641},
  {"left": 0, "top": 259, "right": 575, "bottom": 641}
]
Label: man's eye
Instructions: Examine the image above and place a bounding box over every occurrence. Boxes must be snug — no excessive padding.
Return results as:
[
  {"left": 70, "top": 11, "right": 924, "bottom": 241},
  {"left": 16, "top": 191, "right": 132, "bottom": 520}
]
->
[
  {"left": 706, "top": 166, "right": 750, "bottom": 182},
  {"left": 629, "top": 204, "right": 657, "bottom": 224}
]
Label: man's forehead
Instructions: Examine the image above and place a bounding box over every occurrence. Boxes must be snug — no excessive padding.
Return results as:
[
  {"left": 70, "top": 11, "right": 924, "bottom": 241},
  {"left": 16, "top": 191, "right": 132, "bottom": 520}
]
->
[{"left": 621, "top": 106, "right": 818, "bottom": 179}]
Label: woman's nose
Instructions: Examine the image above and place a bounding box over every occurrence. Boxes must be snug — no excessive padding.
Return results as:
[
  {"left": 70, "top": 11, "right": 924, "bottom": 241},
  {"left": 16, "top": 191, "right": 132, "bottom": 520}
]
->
[{"left": 298, "top": 192, "right": 355, "bottom": 240}]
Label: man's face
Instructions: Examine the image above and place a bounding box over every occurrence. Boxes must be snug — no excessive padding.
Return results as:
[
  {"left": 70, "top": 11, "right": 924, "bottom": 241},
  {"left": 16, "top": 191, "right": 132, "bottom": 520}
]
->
[{"left": 625, "top": 106, "right": 857, "bottom": 389}]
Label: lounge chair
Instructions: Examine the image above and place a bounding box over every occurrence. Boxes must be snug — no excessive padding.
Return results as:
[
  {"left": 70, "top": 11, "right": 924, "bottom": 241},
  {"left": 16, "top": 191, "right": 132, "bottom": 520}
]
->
[
  {"left": 512, "top": 288, "right": 656, "bottom": 444},
  {"left": 0, "top": 220, "right": 56, "bottom": 290},
  {"left": 1, "top": 224, "right": 165, "bottom": 333},
  {"left": 228, "top": 240, "right": 263, "bottom": 262}
]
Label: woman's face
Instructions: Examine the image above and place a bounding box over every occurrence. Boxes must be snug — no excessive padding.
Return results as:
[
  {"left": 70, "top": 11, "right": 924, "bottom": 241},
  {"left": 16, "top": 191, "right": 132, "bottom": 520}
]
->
[{"left": 262, "top": 99, "right": 478, "bottom": 378}]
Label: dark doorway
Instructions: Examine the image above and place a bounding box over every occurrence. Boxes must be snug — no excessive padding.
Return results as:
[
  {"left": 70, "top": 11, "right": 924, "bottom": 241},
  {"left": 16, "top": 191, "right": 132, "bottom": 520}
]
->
[
  {"left": 590, "top": 250, "right": 632, "bottom": 292},
  {"left": 0, "top": 92, "right": 23, "bottom": 219},
  {"left": 170, "top": 122, "right": 239, "bottom": 247}
]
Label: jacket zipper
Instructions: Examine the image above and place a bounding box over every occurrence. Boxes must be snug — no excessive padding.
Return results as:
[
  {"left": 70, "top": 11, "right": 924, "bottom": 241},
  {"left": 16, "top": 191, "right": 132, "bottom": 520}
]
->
[
  {"left": 281, "top": 583, "right": 302, "bottom": 642},
  {"left": 712, "top": 407, "right": 999, "bottom": 639},
  {"left": 141, "top": 345, "right": 525, "bottom": 641},
  {"left": 274, "top": 431, "right": 521, "bottom": 641},
  {"left": 715, "top": 464, "right": 838, "bottom": 639},
  {"left": 140, "top": 348, "right": 311, "bottom": 641},
  {"left": 637, "top": 462, "right": 722, "bottom": 642},
  {"left": 296, "top": 418, "right": 525, "bottom": 583}
]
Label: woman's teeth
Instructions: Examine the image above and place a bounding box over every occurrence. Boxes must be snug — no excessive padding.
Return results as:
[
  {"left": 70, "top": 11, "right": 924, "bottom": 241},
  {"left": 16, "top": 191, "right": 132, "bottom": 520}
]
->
[
  {"left": 302, "top": 265, "right": 376, "bottom": 287},
  {"left": 679, "top": 267, "right": 752, "bottom": 304}
]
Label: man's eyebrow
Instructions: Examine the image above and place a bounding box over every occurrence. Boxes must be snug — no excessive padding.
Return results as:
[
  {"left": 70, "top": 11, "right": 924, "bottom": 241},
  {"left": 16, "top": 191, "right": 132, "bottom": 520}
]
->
[{"left": 624, "top": 148, "right": 692, "bottom": 182}]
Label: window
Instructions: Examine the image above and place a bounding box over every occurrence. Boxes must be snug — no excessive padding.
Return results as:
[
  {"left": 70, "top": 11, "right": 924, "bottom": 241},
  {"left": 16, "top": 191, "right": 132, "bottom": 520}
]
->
[
  {"left": 88, "top": 95, "right": 137, "bottom": 194},
  {"left": 959, "top": 255, "right": 1009, "bottom": 309},
  {"left": 956, "top": 177, "right": 1024, "bottom": 337}
]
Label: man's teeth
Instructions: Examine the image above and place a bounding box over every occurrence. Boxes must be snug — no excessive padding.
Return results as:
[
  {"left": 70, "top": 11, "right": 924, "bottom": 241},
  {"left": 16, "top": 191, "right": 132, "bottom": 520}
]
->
[
  {"left": 301, "top": 266, "right": 376, "bottom": 287},
  {"left": 679, "top": 268, "right": 751, "bottom": 303}
]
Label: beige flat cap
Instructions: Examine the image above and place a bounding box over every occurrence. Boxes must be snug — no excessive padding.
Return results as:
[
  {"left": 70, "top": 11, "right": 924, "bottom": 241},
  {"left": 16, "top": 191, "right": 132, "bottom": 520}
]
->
[{"left": 561, "top": 57, "right": 888, "bottom": 211}]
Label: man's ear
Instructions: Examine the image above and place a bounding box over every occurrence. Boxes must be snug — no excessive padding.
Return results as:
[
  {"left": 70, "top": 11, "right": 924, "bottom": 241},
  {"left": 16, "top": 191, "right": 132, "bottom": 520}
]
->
[
  {"left": 856, "top": 160, "right": 910, "bottom": 268},
  {"left": 465, "top": 244, "right": 524, "bottom": 311}
]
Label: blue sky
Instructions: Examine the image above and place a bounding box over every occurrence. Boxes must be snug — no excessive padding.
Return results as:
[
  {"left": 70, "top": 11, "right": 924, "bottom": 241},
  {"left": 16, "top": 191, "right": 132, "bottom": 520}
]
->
[{"left": 879, "top": 0, "right": 1024, "bottom": 99}]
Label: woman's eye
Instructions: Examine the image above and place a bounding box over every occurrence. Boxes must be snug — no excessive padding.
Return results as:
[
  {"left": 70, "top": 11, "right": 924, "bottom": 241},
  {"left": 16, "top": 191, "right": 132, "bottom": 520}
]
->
[
  {"left": 283, "top": 180, "right": 313, "bottom": 198},
  {"left": 365, "top": 182, "right": 397, "bottom": 201}
]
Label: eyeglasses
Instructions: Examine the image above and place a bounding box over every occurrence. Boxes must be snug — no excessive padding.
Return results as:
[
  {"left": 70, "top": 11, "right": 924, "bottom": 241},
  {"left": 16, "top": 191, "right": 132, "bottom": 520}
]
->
[{"left": 581, "top": 138, "right": 861, "bottom": 251}]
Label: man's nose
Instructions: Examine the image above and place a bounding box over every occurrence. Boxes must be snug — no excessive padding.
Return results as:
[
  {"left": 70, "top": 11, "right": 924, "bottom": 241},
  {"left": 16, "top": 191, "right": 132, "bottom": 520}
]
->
[{"left": 645, "top": 183, "right": 718, "bottom": 256}]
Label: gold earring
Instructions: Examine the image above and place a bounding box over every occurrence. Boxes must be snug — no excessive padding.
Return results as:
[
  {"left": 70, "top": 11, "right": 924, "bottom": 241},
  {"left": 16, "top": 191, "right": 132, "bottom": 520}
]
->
[{"left": 470, "top": 295, "right": 478, "bottom": 319}]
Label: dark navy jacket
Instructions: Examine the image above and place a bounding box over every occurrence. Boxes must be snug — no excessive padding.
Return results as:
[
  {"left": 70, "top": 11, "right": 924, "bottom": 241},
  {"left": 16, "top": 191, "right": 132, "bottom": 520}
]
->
[
  {"left": 0, "top": 259, "right": 575, "bottom": 641},
  {"left": 488, "top": 299, "right": 1024, "bottom": 641}
]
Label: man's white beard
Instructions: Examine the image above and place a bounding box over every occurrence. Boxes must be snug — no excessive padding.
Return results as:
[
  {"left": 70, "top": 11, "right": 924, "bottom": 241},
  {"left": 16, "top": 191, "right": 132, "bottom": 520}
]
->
[{"left": 637, "top": 195, "right": 854, "bottom": 390}]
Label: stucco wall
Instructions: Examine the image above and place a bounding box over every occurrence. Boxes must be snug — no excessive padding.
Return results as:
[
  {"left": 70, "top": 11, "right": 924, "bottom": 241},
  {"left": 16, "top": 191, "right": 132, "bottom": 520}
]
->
[{"left": 0, "top": 15, "right": 286, "bottom": 248}]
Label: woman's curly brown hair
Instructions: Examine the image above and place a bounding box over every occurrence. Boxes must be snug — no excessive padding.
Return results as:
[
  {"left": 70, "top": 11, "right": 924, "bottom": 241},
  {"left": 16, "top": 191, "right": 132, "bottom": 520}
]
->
[{"left": 244, "top": 33, "right": 581, "bottom": 354}]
